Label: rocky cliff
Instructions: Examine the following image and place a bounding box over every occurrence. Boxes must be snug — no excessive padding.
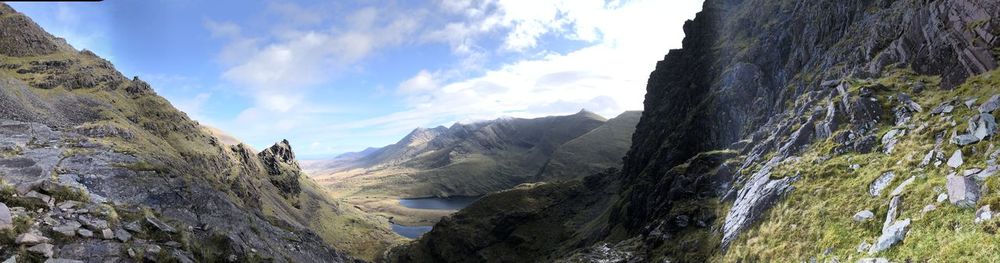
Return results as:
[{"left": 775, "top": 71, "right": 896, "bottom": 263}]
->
[
  {"left": 0, "top": 4, "right": 397, "bottom": 262},
  {"left": 392, "top": 0, "right": 1000, "bottom": 262}
]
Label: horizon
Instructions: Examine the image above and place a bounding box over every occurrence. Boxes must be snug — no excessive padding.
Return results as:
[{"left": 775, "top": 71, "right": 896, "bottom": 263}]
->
[{"left": 10, "top": 0, "right": 702, "bottom": 159}]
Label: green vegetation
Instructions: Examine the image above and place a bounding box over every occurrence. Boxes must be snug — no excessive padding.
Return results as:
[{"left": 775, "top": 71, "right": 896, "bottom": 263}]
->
[{"left": 722, "top": 69, "right": 1000, "bottom": 261}]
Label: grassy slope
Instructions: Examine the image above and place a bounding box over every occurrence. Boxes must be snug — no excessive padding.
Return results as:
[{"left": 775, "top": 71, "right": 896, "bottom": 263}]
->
[
  {"left": 723, "top": 69, "right": 1000, "bottom": 262},
  {"left": 540, "top": 111, "right": 641, "bottom": 181},
  {"left": 0, "top": 15, "right": 397, "bottom": 260}
]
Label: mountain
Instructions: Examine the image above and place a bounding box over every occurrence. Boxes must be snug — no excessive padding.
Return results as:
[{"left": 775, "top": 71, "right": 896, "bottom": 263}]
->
[
  {"left": 392, "top": 0, "right": 1000, "bottom": 262},
  {"left": 538, "top": 111, "right": 641, "bottom": 181},
  {"left": 0, "top": 4, "right": 397, "bottom": 262}
]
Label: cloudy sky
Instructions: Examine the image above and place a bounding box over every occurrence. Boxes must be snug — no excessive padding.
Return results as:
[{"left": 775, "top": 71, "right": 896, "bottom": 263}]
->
[{"left": 11, "top": 0, "right": 703, "bottom": 159}]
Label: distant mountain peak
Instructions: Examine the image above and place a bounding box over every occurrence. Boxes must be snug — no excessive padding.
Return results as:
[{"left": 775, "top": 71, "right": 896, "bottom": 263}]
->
[{"left": 0, "top": 3, "right": 73, "bottom": 57}]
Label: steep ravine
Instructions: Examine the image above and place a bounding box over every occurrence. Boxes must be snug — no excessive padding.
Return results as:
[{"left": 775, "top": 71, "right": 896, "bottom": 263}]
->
[{"left": 391, "top": 0, "right": 1000, "bottom": 262}]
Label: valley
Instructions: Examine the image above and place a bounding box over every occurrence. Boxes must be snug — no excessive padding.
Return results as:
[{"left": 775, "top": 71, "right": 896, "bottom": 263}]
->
[{"left": 303, "top": 111, "right": 640, "bottom": 234}]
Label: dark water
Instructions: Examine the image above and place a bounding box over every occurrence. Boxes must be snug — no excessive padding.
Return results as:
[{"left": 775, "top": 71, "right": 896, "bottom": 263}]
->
[
  {"left": 398, "top": 196, "right": 481, "bottom": 210},
  {"left": 392, "top": 196, "right": 481, "bottom": 238},
  {"left": 391, "top": 224, "right": 434, "bottom": 239}
]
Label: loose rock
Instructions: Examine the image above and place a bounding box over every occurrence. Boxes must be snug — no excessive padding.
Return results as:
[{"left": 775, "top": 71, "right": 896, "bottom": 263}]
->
[
  {"left": 27, "top": 243, "right": 54, "bottom": 258},
  {"left": 869, "top": 171, "right": 896, "bottom": 197},
  {"left": 0, "top": 203, "right": 11, "bottom": 230},
  {"left": 976, "top": 205, "right": 993, "bottom": 224},
  {"left": 853, "top": 210, "right": 874, "bottom": 222},
  {"left": 869, "top": 218, "right": 910, "bottom": 254},
  {"left": 15, "top": 230, "right": 50, "bottom": 245},
  {"left": 947, "top": 174, "right": 980, "bottom": 208},
  {"left": 947, "top": 150, "right": 964, "bottom": 168}
]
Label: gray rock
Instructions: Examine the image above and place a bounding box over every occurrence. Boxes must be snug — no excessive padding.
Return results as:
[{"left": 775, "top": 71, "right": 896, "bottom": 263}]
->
[
  {"left": 947, "top": 150, "right": 964, "bottom": 168},
  {"left": 77, "top": 228, "right": 93, "bottom": 238},
  {"left": 856, "top": 241, "right": 872, "bottom": 253},
  {"left": 919, "top": 150, "right": 935, "bottom": 167},
  {"left": 889, "top": 176, "right": 915, "bottom": 196},
  {"left": 971, "top": 113, "right": 997, "bottom": 140},
  {"left": 966, "top": 98, "right": 977, "bottom": 109},
  {"left": 869, "top": 218, "right": 910, "bottom": 254},
  {"left": 77, "top": 215, "right": 108, "bottom": 230},
  {"left": 859, "top": 258, "right": 890, "bottom": 263},
  {"left": 974, "top": 165, "right": 1000, "bottom": 181},
  {"left": 853, "top": 210, "right": 875, "bottom": 222},
  {"left": 964, "top": 168, "right": 983, "bottom": 176},
  {"left": 114, "top": 228, "right": 131, "bottom": 242},
  {"left": 145, "top": 216, "right": 177, "bottom": 233},
  {"left": 52, "top": 224, "right": 80, "bottom": 237},
  {"left": 980, "top": 95, "right": 1000, "bottom": 113},
  {"left": 882, "top": 196, "right": 902, "bottom": 233},
  {"left": 869, "top": 171, "right": 896, "bottom": 197},
  {"left": 881, "top": 129, "right": 904, "bottom": 154},
  {"left": 2, "top": 256, "right": 14, "bottom": 263},
  {"left": 0, "top": 202, "right": 11, "bottom": 230},
  {"left": 123, "top": 221, "right": 142, "bottom": 233},
  {"left": 922, "top": 204, "right": 937, "bottom": 213},
  {"left": 25, "top": 191, "right": 52, "bottom": 207},
  {"left": 947, "top": 174, "right": 980, "bottom": 208},
  {"left": 44, "top": 259, "right": 84, "bottom": 263},
  {"left": 721, "top": 161, "right": 799, "bottom": 249},
  {"left": 15, "top": 230, "right": 50, "bottom": 245},
  {"left": 100, "top": 228, "right": 113, "bottom": 239},
  {"left": 937, "top": 193, "right": 948, "bottom": 203},
  {"left": 975, "top": 205, "right": 993, "bottom": 224},
  {"left": 27, "top": 243, "right": 54, "bottom": 258}
]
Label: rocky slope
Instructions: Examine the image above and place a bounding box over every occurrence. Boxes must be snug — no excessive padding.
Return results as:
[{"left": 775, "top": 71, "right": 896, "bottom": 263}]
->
[
  {"left": 391, "top": 0, "right": 1000, "bottom": 262},
  {"left": 309, "top": 110, "right": 639, "bottom": 198},
  {"left": 0, "top": 4, "right": 396, "bottom": 262}
]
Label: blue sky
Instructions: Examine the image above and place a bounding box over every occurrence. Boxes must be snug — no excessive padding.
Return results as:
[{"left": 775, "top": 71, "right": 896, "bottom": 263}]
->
[{"left": 11, "top": 0, "right": 703, "bottom": 159}]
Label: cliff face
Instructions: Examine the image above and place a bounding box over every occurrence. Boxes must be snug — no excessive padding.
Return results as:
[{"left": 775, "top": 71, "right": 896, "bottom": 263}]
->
[
  {"left": 393, "top": 0, "right": 1000, "bottom": 262},
  {"left": 0, "top": 4, "right": 396, "bottom": 262}
]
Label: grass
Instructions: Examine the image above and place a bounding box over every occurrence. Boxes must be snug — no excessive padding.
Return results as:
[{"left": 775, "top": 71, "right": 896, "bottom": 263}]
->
[{"left": 721, "top": 68, "right": 1000, "bottom": 261}]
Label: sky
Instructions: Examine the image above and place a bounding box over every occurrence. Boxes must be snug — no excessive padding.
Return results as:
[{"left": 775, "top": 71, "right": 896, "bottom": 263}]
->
[{"left": 11, "top": 0, "right": 704, "bottom": 159}]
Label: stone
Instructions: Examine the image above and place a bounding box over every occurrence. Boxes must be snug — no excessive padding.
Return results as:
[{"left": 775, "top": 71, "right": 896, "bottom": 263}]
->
[
  {"left": 869, "top": 171, "right": 895, "bottom": 197},
  {"left": 947, "top": 150, "right": 964, "bottom": 168},
  {"left": 101, "top": 228, "right": 114, "bottom": 239},
  {"left": 44, "top": 259, "right": 84, "bottom": 263},
  {"left": 889, "top": 176, "right": 915, "bottom": 196},
  {"left": 25, "top": 191, "right": 52, "bottom": 207},
  {"left": 145, "top": 216, "right": 177, "bottom": 233},
  {"left": 966, "top": 98, "right": 977, "bottom": 109},
  {"left": 975, "top": 205, "right": 993, "bottom": 224},
  {"left": 919, "top": 150, "right": 935, "bottom": 167},
  {"left": 2, "top": 256, "right": 14, "bottom": 263},
  {"left": 922, "top": 204, "right": 937, "bottom": 213},
  {"left": 953, "top": 133, "right": 980, "bottom": 146},
  {"left": 859, "top": 258, "right": 890, "bottom": 263},
  {"left": 27, "top": 243, "right": 54, "bottom": 258},
  {"left": 869, "top": 218, "right": 910, "bottom": 254},
  {"left": 850, "top": 164, "right": 861, "bottom": 170},
  {"left": 980, "top": 95, "right": 1000, "bottom": 113},
  {"left": 78, "top": 215, "right": 109, "bottom": 230},
  {"left": 52, "top": 224, "right": 79, "bottom": 237},
  {"left": 971, "top": 113, "right": 998, "bottom": 140},
  {"left": 0, "top": 203, "right": 11, "bottom": 230},
  {"left": 882, "top": 196, "right": 902, "bottom": 233},
  {"left": 964, "top": 168, "right": 983, "bottom": 176},
  {"left": 77, "top": 228, "right": 93, "bottom": 238},
  {"left": 853, "top": 210, "right": 874, "bottom": 222},
  {"left": 123, "top": 221, "right": 143, "bottom": 233},
  {"left": 881, "top": 129, "right": 904, "bottom": 154},
  {"left": 856, "top": 241, "right": 872, "bottom": 253},
  {"left": 15, "top": 231, "right": 50, "bottom": 245},
  {"left": 937, "top": 193, "right": 949, "bottom": 203},
  {"left": 114, "top": 228, "right": 132, "bottom": 242},
  {"left": 974, "top": 165, "right": 1000, "bottom": 181},
  {"left": 947, "top": 174, "right": 980, "bottom": 208},
  {"left": 721, "top": 163, "right": 799, "bottom": 249},
  {"left": 146, "top": 244, "right": 162, "bottom": 255}
]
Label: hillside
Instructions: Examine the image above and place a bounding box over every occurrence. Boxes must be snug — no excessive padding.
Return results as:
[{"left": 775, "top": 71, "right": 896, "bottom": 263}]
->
[
  {"left": 306, "top": 110, "right": 638, "bottom": 226},
  {"left": 391, "top": 0, "right": 1000, "bottom": 262},
  {"left": 0, "top": 4, "right": 397, "bottom": 262}
]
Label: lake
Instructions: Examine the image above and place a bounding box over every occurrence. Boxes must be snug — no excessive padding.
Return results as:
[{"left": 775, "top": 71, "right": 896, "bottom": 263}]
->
[
  {"left": 391, "top": 196, "right": 481, "bottom": 238},
  {"left": 398, "top": 196, "right": 481, "bottom": 210}
]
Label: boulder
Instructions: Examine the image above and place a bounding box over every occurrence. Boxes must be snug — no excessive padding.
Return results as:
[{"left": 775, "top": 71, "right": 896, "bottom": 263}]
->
[
  {"left": 889, "top": 176, "right": 915, "bottom": 196},
  {"left": 882, "top": 196, "right": 902, "bottom": 233},
  {"left": 721, "top": 164, "right": 799, "bottom": 249},
  {"left": 77, "top": 228, "right": 93, "bottom": 238},
  {"left": 947, "top": 150, "right": 964, "bottom": 168},
  {"left": 980, "top": 95, "right": 1000, "bottom": 113},
  {"left": 15, "top": 230, "right": 50, "bottom": 245},
  {"left": 881, "top": 129, "right": 904, "bottom": 154},
  {"left": 853, "top": 210, "right": 875, "bottom": 222},
  {"left": 145, "top": 216, "right": 177, "bottom": 233},
  {"left": 52, "top": 224, "right": 80, "bottom": 237},
  {"left": 0, "top": 202, "right": 11, "bottom": 230},
  {"left": 974, "top": 165, "right": 1000, "bottom": 181},
  {"left": 27, "top": 243, "right": 54, "bottom": 258},
  {"left": 869, "top": 218, "right": 910, "bottom": 254},
  {"left": 869, "top": 171, "right": 896, "bottom": 197},
  {"left": 975, "top": 205, "right": 993, "bottom": 224},
  {"left": 947, "top": 174, "right": 980, "bottom": 208},
  {"left": 114, "top": 228, "right": 132, "bottom": 242}
]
